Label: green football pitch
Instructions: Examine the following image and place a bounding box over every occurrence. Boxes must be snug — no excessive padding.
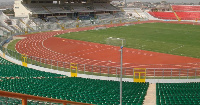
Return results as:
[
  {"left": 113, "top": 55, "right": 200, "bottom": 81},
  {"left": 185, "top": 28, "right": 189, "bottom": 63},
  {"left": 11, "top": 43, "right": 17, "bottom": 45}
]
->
[{"left": 56, "top": 23, "right": 200, "bottom": 58}]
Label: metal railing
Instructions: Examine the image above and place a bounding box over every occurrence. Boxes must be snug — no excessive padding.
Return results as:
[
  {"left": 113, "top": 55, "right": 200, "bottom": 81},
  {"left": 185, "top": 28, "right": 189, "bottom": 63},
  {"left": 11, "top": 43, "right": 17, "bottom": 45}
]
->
[
  {"left": 1, "top": 46, "right": 200, "bottom": 79},
  {"left": 0, "top": 91, "right": 91, "bottom": 105}
]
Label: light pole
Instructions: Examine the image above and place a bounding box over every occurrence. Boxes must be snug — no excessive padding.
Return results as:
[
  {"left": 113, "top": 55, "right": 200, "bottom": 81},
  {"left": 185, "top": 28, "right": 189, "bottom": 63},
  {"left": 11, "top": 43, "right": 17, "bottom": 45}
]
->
[
  {"left": 106, "top": 37, "right": 125, "bottom": 105},
  {"left": 119, "top": 38, "right": 124, "bottom": 105}
]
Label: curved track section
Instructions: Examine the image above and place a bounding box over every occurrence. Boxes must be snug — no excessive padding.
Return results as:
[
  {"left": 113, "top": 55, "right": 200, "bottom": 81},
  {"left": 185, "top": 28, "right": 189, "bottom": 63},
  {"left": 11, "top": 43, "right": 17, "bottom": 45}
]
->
[{"left": 16, "top": 21, "right": 200, "bottom": 76}]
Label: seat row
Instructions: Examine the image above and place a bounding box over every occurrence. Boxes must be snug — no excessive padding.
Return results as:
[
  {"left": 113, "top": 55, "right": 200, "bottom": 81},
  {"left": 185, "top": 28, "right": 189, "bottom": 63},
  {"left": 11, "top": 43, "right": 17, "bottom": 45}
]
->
[
  {"left": 156, "top": 83, "right": 200, "bottom": 105},
  {"left": 0, "top": 63, "right": 64, "bottom": 78},
  {"left": 0, "top": 55, "right": 149, "bottom": 105},
  {"left": 0, "top": 96, "right": 63, "bottom": 105},
  {"left": 0, "top": 77, "right": 149, "bottom": 105},
  {"left": 149, "top": 12, "right": 200, "bottom": 20},
  {"left": 172, "top": 5, "right": 200, "bottom": 12}
]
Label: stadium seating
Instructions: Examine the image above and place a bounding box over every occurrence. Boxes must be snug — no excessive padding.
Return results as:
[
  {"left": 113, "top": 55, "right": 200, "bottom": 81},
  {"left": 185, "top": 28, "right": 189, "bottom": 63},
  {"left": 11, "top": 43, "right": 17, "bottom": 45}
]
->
[
  {"left": 93, "top": 3, "right": 106, "bottom": 11},
  {"left": 0, "top": 97, "right": 22, "bottom": 105},
  {"left": 0, "top": 57, "right": 14, "bottom": 65},
  {"left": 133, "top": 8, "right": 148, "bottom": 18},
  {"left": 172, "top": 5, "right": 200, "bottom": 11},
  {"left": 45, "top": 5, "right": 71, "bottom": 13},
  {"left": 23, "top": 3, "right": 120, "bottom": 14},
  {"left": 70, "top": 3, "right": 90, "bottom": 12},
  {"left": 148, "top": 12, "right": 177, "bottom": 20},
  {"left": 0, "top": 11, "right": 16, "bottom": 32},
  {"left": 0, "top": 64, "right": 64, "bottom": 78},
  {"left": 149, "top": 5, "right": 200, "bottom": 20},
  {"left": 0, "top": 77, "right": 149, "bottom": 105},
  {"left": 123, "top": 8, "right": 148, "bottom": 19},
  {"left": 96, "top": 13, "right": 114, "bottom": 20},
  {"left": 0, "top": 55, "right": 149, "bottom": 105},
  {"left": 23, "top": 4, "right": 50, "bottom": 14},
  {"left": 103, "top": 4, "right": 119, "bottom": 11},
  {"left": 113, "top": 12, "right": 126, "bottom": 18},
  {"left": 156, "top": 83, "right": 200, "bottom": 105},
  {"left": 0, "top": 56, "right": 64, "bottom": 78},
  {"left": 0, "top": 96, "right": 63, "bottom": 105},
  {"left": 0, "top": 27, "right": 9, "bottom": 32},
  {"left": 176, "top": 12, "right": 200, "bottom": 20},
  {"left": 79, "top": 15, "right": 91, "bottom": 20}
]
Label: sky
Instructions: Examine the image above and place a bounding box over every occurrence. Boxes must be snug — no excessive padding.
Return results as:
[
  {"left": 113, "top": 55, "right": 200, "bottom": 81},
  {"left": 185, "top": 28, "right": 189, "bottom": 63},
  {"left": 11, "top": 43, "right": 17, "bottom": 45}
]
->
[
  {"left": 0, "top": 0, "right": 199, "bottom": 3},
  {"left": 0, "top": 0, "right": 14, "bottom": 2},
  {"left": 125, "top": 0, "right": 200, "bottom": 3}
]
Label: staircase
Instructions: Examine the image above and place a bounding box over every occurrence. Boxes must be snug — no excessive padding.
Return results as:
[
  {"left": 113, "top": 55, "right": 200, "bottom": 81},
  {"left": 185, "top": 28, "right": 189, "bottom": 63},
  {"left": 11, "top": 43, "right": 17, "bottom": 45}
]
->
[
  {"left": 134, "top": 9, "right": 143, "bottom": 19},
  {"left": 171, "top": 5, "right": 181, "bottom": 21}
]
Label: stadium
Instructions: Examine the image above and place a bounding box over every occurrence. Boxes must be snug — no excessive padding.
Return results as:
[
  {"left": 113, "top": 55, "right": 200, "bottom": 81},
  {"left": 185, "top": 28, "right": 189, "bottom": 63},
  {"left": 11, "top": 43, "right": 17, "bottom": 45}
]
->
[{"left": 0, "top": 0, "right": 199, "bottom": 105}]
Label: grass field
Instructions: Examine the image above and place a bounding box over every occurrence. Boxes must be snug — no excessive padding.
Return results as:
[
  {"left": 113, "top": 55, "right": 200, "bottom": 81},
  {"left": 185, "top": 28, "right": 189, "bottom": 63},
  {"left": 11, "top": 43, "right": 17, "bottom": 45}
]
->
[
  {"left": 7, "top": 39, "right": 21, "bottom": 51},
  {"left": 56, "top": 23, "right": 200, "bottom": 58}
]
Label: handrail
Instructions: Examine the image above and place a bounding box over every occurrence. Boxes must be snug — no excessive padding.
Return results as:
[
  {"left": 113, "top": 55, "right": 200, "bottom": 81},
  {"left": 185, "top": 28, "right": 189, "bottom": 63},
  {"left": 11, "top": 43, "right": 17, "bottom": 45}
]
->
[{"left": 0, "top": 90, "right": 93, "bottom": 105}]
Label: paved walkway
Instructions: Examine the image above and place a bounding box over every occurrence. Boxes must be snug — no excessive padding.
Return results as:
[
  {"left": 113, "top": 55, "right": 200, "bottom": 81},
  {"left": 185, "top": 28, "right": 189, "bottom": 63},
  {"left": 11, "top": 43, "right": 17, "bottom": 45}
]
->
[{"left": 143, "top": 83, "right": 156, "bottom": 105}]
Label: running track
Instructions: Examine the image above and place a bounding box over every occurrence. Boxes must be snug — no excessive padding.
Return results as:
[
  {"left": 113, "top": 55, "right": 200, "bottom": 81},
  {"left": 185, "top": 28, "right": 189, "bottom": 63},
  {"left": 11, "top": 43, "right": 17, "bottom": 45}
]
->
[{"left": 15, "top": 21, "right": 200, "bottom": 76}]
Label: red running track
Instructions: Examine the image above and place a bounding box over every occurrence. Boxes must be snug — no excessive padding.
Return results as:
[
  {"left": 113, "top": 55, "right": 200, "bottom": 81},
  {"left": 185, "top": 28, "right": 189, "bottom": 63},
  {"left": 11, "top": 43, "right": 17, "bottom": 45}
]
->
[{"left": 15, "top": 21, "right": 200, "bottom": 76}]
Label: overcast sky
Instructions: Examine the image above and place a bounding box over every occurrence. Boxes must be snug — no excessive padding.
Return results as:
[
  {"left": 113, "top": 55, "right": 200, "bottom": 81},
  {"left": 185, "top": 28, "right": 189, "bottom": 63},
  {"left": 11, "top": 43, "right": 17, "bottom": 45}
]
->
[
  {"left": 126, "top": 0, "right": 200, "bottom": 3},
  {"left": 0, "top": 0, "right": 199, "bottom": 3},
  {"left": 0, "top": 0, "right": 14, "bottom": 2}
]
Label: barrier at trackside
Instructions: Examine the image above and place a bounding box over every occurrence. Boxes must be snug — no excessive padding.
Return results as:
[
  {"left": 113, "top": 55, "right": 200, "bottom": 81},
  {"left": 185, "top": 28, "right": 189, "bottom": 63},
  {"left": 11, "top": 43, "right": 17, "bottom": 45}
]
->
[{"left": 0, "top": 46, "right": 199, "bottom": 79}]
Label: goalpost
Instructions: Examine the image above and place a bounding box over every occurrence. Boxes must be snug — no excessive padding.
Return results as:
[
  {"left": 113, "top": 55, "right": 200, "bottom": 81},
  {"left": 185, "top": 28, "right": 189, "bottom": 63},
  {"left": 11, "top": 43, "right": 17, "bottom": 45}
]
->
[{"left": 106, "top": 37, "right": 126, "bottom": 46}]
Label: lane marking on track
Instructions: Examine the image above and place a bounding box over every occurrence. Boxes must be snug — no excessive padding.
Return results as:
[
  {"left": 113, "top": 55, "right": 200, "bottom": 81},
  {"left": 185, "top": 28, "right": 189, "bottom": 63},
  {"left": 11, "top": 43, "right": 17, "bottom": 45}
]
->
[{"left": 15, "top": 21, "right": 200, "bottom": 72}]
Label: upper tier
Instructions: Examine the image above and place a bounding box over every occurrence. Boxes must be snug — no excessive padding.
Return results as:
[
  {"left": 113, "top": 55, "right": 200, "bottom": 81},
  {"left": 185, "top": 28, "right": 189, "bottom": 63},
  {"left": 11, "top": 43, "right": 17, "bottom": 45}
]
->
[{"left": 172, "top": 5, "right": 200, "bottom": 11}]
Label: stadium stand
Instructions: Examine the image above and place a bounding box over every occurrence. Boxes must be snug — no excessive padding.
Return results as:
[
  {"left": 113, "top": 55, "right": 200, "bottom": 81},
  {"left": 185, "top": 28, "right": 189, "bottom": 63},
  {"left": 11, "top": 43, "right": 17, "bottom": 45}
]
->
[
  {"left": 96, "top": 13, "right": 114, "bottom": 20},
  {"left": 44, "top": 5, "right": 71, "bottom": 13},
  {"left": 176, "top": 12, "right": 200, "bottom": 20},
  {"left": 0, "top": 53, "right": 149, "bottom": 105},
  {"left": 0, "top": 97, "right": 63, "bottom": 105},
  {"left": 0, "top": 56, "right": 14, "bottom": 65},
  {"left": 0, "top": 56, "right": 64, "bottom": 77},
  {"left": 70, "top": 3, "right": 89, "bottom": 12},
  {"left": 0, "top": 77, "right": 149, "bottom": 105},
  {"left": 0, "top": 97, "right": 22, "bottom": 105},
  {"left": 103, "top": 3, "right": 120, "bottom": 11},
  {"left": 93, "top": 3, "right": 105, "bottom": 11},
  {"left": 172, "top": 5, "right": 200, "bottom": 11},
  {"left": 14, "top": 0, "right": 122, "bottom": 20},
  {"left": 0, "top": 11, "right": 15, "bottom": 32},
  {"left": 148, "top": 12, "right": 177, "bottom": 20},
  {"left": 23, "top": 4, "right": 50, "bottom": 14},
  {"left": 123, "top": 8, "right": 148, "bottom": 19},
  {"left": 1, "top": 1, "right": 200, "bottom": 105},
  {"left": 156, "top": 83, "right": 200, "bottom": 105},
  {"left": 149, "top": 5, "right": 200, "bottom": 20}
]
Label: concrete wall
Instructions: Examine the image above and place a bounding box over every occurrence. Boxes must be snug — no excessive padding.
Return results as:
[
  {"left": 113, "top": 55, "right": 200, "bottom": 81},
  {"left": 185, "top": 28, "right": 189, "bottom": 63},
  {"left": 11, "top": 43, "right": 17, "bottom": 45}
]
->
[{"left": 14, "top": 0, "right": 31, "bottom": 18}]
